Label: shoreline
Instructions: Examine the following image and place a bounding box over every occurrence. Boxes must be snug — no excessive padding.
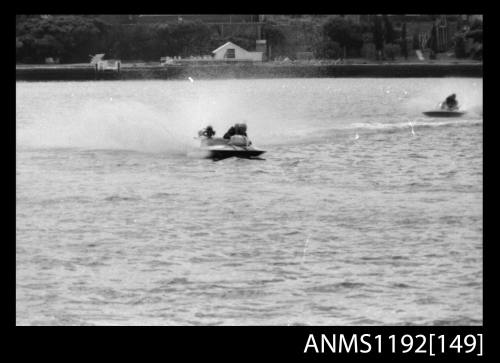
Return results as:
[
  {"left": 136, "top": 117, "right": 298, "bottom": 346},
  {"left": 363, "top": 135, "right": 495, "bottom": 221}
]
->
[{"left": 16, "top": 62, "right": 483, "bottom": 81}]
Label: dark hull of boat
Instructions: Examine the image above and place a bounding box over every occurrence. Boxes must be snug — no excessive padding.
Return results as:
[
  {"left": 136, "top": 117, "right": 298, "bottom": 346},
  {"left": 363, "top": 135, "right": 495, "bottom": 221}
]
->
[
  {"left": 208, "top": 148, "right": 266, "bottom": 159},
  {"left": 199, "top": 136, "right": 266, "bottom": 160},
  {"left": 423, "top": 110, "right": 466, "bottom": 117}
]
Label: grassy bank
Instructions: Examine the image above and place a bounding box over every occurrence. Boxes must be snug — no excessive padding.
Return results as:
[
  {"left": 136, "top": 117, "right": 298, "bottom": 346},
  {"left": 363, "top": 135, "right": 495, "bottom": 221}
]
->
[{"left": 16, "top": 61, "right": 483, "bottom": 81}]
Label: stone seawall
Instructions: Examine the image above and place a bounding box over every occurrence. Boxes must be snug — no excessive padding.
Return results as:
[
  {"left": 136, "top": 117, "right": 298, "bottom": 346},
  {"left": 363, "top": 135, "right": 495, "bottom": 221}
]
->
[{"left": 16, "top": 63, "right": 482, "bottom": 81}]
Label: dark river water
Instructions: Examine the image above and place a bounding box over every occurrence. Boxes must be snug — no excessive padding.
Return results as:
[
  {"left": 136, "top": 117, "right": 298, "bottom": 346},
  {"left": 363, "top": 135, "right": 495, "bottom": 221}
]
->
[{"left": 16, "top": 78, "right": 482, "bottom": 325}]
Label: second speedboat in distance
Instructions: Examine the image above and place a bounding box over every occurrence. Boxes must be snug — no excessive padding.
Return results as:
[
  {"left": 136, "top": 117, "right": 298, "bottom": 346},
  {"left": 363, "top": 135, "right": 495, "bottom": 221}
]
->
[
  {"left": 423, "top": 94, "right": 466, "bottom": 117},
  {"left": 422, "top": 110, "right": 467, "bottom": 117}
]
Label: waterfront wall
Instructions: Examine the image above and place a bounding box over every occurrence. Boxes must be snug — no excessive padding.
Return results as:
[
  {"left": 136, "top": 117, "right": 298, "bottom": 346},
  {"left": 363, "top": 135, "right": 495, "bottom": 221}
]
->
[{"left": 16, "top": 63, "right": 483, "bottom": 81}]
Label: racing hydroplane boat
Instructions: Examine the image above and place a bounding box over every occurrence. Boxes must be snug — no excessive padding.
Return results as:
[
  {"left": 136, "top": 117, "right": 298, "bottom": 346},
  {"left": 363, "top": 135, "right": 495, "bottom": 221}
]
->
[
  {"left": 423, "top": 102, "right": 466, "bottom": 117},
  {"left": 199, "top": 135, "right": 266, "bottom": 160},
  {"left": 422, "top": 110, "right": 466, "bottom": 117}
]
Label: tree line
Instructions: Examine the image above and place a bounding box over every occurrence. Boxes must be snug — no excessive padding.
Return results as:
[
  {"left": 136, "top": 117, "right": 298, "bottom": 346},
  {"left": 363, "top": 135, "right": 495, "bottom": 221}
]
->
[
  {"left": 16, "top": 15, "right": 267, "bottom": 63},
  {"left": 16, "top": 15, "right": 482, "bottom": 64},
  {"left": 315, "top": 15, "right": 482, "bottom": 61}
]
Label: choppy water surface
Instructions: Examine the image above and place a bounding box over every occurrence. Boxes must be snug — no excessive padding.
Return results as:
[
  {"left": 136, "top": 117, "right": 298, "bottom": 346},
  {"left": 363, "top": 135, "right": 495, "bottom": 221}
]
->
[{"left": 16, "top": 78, "right": 482, "bottom": 325}]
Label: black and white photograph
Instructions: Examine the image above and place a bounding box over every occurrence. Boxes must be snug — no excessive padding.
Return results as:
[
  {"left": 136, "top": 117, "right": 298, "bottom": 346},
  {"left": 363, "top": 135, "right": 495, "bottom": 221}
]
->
[{"left": 16, "top": 14, "right": 483, "bottom": 331}]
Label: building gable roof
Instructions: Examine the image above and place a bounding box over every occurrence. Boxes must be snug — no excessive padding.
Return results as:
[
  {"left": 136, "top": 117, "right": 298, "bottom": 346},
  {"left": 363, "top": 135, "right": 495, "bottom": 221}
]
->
[
  {"left": 212, "top": 41, "right": 247, "bottom": 54},
  {"left": 90, "top": 54, "right": 105, "bottom": 64}
]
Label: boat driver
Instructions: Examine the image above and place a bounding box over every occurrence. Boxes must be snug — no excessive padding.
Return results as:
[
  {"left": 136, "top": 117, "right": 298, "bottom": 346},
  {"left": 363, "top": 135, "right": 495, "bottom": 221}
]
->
[
  {"left": 441, "top": 94, "right": 458, "bottom": 111},
  {"left": 223, "top": 123, "right": 247, "bottom": 139},
  {"left": 201, "top": 125, "right": 216, "bottom": 138}
]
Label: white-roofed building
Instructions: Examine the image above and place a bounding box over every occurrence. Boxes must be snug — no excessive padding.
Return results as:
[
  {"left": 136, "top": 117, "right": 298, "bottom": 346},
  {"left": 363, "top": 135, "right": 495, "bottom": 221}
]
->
[{"left": 212, "top": 41, "right": 263, "bottom": 61}]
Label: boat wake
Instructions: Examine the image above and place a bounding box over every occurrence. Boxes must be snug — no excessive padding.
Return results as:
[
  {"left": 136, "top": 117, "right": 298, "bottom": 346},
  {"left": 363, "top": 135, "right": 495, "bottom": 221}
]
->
[
  {"left": 17, "top": 99, "right": 198, "bottom": 154},
  {"left": 351, "top": 117, "right": 482, "bottom": 132},
  {"left": 253, "top": 116, "right": 482, "bottom": 147}
]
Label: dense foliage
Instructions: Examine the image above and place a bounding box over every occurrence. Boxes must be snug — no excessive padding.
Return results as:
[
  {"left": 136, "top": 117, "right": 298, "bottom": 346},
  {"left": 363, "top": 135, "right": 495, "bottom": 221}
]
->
[
  {"left": 400, "top": 23, "right": 408, "bottom": 59},
  {"left": 16, "top": 15, "right": 483, "bottom": 63},
  {"left": 372, "top": 16, "right": 384, "bottom": 52},
  {"left": 16, "top": 15, "right": 108, "bottom": 62},
  {"left": 318, "top": 16, "right": 363, "bottom": 58},
  {"left": 262, "top": 22, "right": 286, "bottom": 49},
  {"left": 16, "top": 15, "right": 242, "bottom": 63},
  {"left": 454, "top": 18, "right": 482, "bottom": 60},
  {"left": 382, "top": 15, "right": 396, "bottom": 44},
  {"left": 313, "top": 39, "right": 342, "bottom": 59}
]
